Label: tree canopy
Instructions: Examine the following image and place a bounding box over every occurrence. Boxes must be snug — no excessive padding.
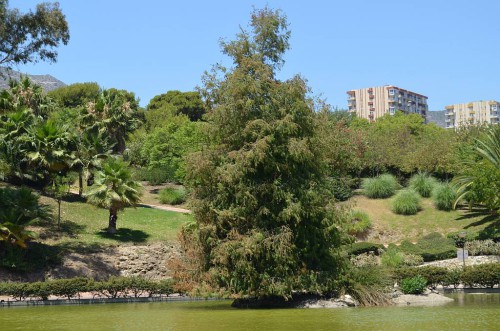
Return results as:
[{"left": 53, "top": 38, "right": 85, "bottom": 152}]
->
[
  {"left": 0, "top": 1, "right": 69, "bottom": 67},
  {"left": 180, "top": 7, "right": 347, "bottom": 299}
]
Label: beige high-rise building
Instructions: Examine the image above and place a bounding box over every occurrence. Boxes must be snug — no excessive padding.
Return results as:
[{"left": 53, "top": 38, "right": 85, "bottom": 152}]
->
[
  {"left": 347, "top": 85, "right": 428, "bottom": 122},
  {"left": 444, "top": 101, "right": 500, "bottom": 129}
]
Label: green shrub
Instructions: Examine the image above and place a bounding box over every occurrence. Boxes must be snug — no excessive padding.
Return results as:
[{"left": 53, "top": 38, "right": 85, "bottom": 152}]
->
[
  {"left": 417, "top": 266, "right": 450, "bottom": 287},
  {"left": 443, "top": 268, "right": 462, "bottom": 288},
  {"left": 400, "top": 275, "right": 427, "bottom": 294},
  {"left": 345, "top": 242, "right": 385, "bottom": 256},
  {"left": 465, "top": 240, "right": 500, "bottom": 256},
  {"left": 362, "top": 174, "right": 399, "bottom": 199},
  {"left": 350, "top": 253, "right": 379, "bottom": 267},
  {"left": 331, "top": 176, "right": 354, "bottom": 201},
  {"left": 0, "top": 277, "right": 179, "bottom": 300},
  {"left": 159, "top": 187, "right": 186, "bottom": 205},
  {"left": 381, "top": 245, "right": 423, "bottom": 268},
  {"left": 48, "top": 277, "right": 92, "bottom": 299},
  {"left": 461, "top": 263, "right": 500, "bottom": 288},
  {"left": 432, "top": 183, "right": 457, "bottom": 211},
  {"left": 133, "top": 167, "right": 173, "bottom": 185},
  {"left": 392, "top": 189, "right": 421, "bottom": 215},
  {"left": 347, "top": 210, "right": 372, "bottom": 237},
  {"left": 408, "top": 172, "right": 437, "bottom": 198},
  {"left": 398, "top": 233, "right": 456, "bottom": 262}
]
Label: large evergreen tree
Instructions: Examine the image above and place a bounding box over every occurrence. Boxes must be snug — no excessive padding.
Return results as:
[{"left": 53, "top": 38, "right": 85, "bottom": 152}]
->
[{"left": 182, "top": 8, "right": 347, "bottom": 299}]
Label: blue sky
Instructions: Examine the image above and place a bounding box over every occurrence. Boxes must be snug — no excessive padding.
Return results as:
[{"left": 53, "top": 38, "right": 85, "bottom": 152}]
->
[{"left": 14, "top": 0, "right": 500, "bottom": 109}]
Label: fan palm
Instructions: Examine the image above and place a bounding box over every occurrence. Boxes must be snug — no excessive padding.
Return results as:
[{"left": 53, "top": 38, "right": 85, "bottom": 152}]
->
[
  {"left": 0, "top": 187, "right": 50, "bottom": 248},
  {"left": 85, "top": 158, "right": 142, "bottom": 234}
]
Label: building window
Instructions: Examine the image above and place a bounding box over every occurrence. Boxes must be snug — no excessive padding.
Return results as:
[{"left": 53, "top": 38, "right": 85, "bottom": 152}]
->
[
  {"left": 388, "top": 89, "right": 395, "bottom": 95},
  {"left": 491, "top": 105, "right": 498, "bottom": 111}
]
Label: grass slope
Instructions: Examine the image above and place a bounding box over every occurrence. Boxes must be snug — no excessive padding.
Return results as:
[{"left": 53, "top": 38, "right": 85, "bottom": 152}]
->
[{"left": 350, "top": 194, "right": 499, "bottom": 243}]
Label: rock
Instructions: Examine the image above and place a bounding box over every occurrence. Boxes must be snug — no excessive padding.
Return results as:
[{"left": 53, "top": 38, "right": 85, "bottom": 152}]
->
[{"left": 392, "top": 292, "right": 454, "bottom": 306}]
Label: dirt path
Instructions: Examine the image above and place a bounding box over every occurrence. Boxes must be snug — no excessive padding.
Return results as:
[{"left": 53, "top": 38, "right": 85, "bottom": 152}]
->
[{"left": 138, "top": 203, "right": 191, "bottom": 214}]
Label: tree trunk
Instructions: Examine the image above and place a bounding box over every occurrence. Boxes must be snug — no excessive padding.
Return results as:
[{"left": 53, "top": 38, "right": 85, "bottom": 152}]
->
[
  {"left": 108, "top": 207, "right": 118, "bottom": 234},
  {"left": 57, "top": 198, "right": 61, "bottom": 228},
  {"left": 78, "top": 172, "right": 83, "bottom": 197}
]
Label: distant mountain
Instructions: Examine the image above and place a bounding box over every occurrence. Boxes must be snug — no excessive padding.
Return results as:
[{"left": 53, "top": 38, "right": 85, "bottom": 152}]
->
[
  {"left": 0, "top": 67, "right": 66, "bottom": 92},
  {"left": 427, "top": 110, "right": 446, "bottom": 128}
]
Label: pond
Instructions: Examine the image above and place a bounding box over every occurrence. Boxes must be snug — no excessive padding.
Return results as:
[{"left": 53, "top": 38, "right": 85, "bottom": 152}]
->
[{"left": 0, "top": 293, "right": 499, "bottom": 331}]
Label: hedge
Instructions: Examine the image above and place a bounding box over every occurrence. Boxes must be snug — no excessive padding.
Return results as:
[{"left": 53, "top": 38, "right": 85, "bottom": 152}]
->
[
  {"left": 393, "top": 264, "right": 500, "bottom": 288},
  {"left": 345, "top": 242, "right": 385, "bottom": 256},
  {"left": 0, "top": 277, "right": 175, "bottom": 301}
]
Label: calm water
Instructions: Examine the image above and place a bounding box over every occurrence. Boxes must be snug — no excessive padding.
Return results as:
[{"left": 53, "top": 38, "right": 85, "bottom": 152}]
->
[{"left": 0, "top": 294, "right": 499, "bottom": 331}]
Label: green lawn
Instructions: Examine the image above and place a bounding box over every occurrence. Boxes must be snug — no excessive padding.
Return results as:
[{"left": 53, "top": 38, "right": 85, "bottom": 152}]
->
[
  {"left": 35, "top": 194, "right": 192, "bottom": 247},
  {"left": 350, "top": 193, "right": 499, "bottom": 243}
]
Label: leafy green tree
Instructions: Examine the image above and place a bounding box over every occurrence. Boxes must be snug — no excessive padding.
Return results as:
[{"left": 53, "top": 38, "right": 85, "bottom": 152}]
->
[
  {"left": 136, "top": 115, "right": 203, "bottom": 183},
  {"left": 0, "top": 0, "right": 69, "bottom": 67},
  {"left": 182, "top": 8, "right": 347, "bottom": 298},
  {"left": 85, "top": 158, "right": 142, "bottom": 234},
  {"left": 47, "top": 82, "right": 100, "bottom": 108},
  {"left": 146, "top": 90, "right": 205, "bottom": 124}
]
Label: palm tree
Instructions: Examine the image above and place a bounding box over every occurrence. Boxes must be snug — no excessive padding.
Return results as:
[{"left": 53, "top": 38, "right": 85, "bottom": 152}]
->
[
  {"left": 71, "top": 130, "right": 113, "bottom": 196},
  {"left": 85, "top": 158, "right": 142, "bottom": 234},
  {"left": 0, "top": 187, "right": 50, "bottom": 248},
  {"left": 27, "top": 120, "right": 74, "bottom": 181},
  {"left": 453, "top": 125, "right": 500, "bottom": 211}
]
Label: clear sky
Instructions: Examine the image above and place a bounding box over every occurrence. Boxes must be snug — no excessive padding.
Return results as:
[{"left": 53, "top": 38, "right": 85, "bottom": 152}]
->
[{"left": 13, "top": 0, "right": 500, "bottom": 109}]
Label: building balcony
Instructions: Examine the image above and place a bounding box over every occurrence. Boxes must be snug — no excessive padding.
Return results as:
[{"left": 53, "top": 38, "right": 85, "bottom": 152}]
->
[
  {"left": 467, "top": 103, "right": 474, "bottom": 108},
  {"left": 445, "top": 105, "right": 454, "bottom": 110},
  {"left": 369, "top": 95, "right": 375, "bottom": 99},
  {"left": 490, "top": 113, "right": 499, "bottom": 118}
]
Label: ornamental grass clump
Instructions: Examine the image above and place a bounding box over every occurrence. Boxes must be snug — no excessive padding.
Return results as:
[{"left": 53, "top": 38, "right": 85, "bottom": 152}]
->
[
  {"left": 392, "top": 189, "right": 421, "bottom": 215},
  {"left": 362, "top": 174, "right": 399, "bottom": 199},
  {"left": 432, "top": 182, "right": 457, "bottom": 211},
  {"left": 408, "top": 172, "right": 437, "bottom": 198},
  {"left": 347, "top": 210, "right": 372, "bottom": 237}
]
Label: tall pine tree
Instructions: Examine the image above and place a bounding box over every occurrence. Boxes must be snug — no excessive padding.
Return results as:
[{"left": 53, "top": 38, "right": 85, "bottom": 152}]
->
[{"left": 182, "top": 7, "right": 348, "bottom": 299}]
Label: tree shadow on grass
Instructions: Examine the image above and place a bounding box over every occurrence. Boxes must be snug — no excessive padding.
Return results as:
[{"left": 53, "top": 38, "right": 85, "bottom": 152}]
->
[
  {"left": 463, "top": 214, "right": 499, "bottom": 228},
  {"left": 96, "top": 228, "right": 149, "bottom": 243}
]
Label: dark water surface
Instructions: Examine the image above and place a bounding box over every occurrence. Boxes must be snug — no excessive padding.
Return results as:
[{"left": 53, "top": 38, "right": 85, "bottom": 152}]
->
[{"left": 1, "top": 293, "right": 499, "bottom": 331}]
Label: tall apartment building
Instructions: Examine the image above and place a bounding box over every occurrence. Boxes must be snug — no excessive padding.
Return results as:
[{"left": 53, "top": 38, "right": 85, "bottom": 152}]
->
[
  {"left": 444, "top": 101, "right": 500, "bottom": 129},
  {"left": 347, "top": 85, "right": 428, "bottom": 122}
]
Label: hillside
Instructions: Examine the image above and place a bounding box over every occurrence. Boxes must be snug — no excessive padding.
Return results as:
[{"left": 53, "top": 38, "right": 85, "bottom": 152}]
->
[{"left": 0, "top": 67, "right": 66, "bottom": 92}]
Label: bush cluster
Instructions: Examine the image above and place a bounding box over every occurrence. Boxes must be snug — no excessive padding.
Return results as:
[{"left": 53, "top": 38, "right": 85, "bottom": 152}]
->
[
  {"left": 391, "top": 189, "right": 421, "bottom": 215},
  {"left": 159, "top": 187, "right": 187, "bottom": 205},
  {"left": 0, "top": 277, "right": 175, "bottom": 301},
  {"left": 398, "top": 232, "right": 456, "bottom": 262},
  {"left": 393, "top": 263, "right": 500, "bottom": 288},
  {"left": 362, "top": 174, "right": 399, "bottom": 199}
]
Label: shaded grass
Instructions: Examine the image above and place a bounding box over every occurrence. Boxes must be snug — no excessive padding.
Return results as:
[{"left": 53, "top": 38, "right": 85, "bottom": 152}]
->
[{"left": 350, "top": 194, "right": 500, "bottom": 243}]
